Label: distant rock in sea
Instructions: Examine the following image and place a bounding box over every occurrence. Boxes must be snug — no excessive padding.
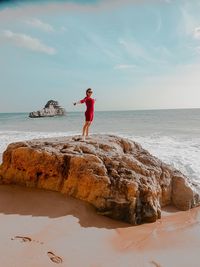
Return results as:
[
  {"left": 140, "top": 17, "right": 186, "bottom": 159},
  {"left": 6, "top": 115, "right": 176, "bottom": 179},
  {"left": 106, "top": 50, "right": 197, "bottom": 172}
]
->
[{"left": 29, "top": 100, "right": 66, "bottom": 118}]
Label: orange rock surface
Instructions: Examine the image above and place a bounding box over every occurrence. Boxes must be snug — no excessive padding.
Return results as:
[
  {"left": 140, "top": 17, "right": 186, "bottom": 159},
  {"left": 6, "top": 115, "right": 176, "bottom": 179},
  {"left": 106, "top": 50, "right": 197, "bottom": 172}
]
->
[{"left": 0, "top": 135, "right": 199, "bottom": 224}]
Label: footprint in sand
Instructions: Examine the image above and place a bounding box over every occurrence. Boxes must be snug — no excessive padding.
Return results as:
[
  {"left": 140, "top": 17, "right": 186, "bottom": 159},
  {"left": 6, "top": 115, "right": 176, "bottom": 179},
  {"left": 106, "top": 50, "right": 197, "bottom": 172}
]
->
[
  {"left": 150, "top": 260, "right": 162, "bottom": 267},
  {"left": 11, "top": 236, "right": 44, "bottom": 244},
  {"left": 11, "top": 236, "right": 62, "bottom": 264},
  {"left": 47, "top": 251, "right": 63, "bottom": 264}
]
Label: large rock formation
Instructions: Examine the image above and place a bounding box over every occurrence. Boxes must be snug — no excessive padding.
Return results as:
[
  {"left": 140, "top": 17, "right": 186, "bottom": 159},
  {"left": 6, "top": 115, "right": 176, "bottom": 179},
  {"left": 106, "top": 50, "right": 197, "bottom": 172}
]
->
[
  {"left": 29, "top": 100, "right": 66, "bottom": 118},
  {"left": 0, "top": 135, "right": 199, "bottom": 224}
]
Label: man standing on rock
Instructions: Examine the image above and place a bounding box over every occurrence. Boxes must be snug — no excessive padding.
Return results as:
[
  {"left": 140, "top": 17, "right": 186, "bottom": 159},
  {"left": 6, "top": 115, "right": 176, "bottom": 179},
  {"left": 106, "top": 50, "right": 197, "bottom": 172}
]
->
[{"left": 73, "top": 88, "right": 96, "bottom": 140}]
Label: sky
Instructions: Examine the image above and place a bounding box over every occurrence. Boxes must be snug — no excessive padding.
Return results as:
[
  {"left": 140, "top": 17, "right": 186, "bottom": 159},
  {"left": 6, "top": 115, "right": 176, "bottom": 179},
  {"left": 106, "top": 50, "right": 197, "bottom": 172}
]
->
[{"left": 0, "top": 0, "right": 200, "bottom": 112}]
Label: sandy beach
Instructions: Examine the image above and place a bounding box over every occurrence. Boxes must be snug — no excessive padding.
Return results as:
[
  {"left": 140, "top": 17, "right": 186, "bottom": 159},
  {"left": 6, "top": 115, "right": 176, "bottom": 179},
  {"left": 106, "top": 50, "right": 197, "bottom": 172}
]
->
[{"left": 0, "top": 184, "right": 200, "bottom": 267}]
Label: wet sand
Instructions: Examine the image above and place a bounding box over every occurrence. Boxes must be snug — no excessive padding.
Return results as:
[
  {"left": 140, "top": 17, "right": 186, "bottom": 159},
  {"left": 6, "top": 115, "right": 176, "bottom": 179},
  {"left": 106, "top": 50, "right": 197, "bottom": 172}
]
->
[{"left": 0, "top": 184, "right": 200, "bottom": 267}]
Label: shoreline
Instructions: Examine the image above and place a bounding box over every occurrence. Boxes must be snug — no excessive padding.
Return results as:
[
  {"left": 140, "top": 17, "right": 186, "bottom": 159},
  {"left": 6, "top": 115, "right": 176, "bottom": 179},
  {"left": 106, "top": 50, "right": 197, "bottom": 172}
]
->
[{"left": 0, "top": 184, "right": 200, "bottom": 267}]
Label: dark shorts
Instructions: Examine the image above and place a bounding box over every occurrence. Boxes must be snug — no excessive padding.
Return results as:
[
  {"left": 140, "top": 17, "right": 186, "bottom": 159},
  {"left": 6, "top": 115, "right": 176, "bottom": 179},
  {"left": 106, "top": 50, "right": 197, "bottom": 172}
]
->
[{"left": 85, "top": 111, "right": 94, "bottom": 122}]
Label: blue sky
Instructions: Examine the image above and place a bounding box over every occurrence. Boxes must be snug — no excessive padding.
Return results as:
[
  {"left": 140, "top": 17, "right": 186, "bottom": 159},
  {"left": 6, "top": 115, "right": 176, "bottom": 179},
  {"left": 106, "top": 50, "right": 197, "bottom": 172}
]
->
[{"left": 0, "top": 0, "right": 200, "bottom": 112}]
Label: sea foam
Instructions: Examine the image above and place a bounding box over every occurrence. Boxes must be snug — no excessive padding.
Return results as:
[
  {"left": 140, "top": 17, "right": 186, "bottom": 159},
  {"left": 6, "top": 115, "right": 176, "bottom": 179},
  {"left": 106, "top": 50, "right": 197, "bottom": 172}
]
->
[{"left": 128, "top": 134, "right": 200, "bottom": 186}]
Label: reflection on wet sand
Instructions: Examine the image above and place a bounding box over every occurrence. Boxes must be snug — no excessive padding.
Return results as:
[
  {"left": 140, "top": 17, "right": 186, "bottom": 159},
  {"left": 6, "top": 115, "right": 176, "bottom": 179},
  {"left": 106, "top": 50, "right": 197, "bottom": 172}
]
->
[{"left": 0, "top": 184, "right": 200, "bottom": 267}]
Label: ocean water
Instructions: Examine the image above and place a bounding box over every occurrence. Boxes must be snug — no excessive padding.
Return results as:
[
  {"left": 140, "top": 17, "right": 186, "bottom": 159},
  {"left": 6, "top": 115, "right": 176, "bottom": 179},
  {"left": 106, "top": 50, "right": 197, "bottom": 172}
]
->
[{"left": 0, "top": 109, "right": 200, "bottom": 185}]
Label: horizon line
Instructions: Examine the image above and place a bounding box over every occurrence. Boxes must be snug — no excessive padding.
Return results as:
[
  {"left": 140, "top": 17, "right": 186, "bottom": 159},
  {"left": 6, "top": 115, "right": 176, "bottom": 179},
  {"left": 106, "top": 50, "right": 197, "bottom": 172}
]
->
[{"left": 0, "top": 107, "right": 200, "bottom": 114}]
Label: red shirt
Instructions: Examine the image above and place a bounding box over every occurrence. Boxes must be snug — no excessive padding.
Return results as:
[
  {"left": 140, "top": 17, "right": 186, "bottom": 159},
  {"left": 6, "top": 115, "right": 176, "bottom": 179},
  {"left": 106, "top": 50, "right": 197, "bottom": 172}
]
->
[{"left": 80, "top": 97, "right": 95, "bottom": 113}]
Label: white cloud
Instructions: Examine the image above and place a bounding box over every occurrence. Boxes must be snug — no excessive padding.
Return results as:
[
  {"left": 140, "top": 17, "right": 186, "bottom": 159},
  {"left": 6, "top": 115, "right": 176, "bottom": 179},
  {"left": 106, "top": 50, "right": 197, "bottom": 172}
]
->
[
  {"left": 119, "top": 38, "right": 147, "bottom": 59},
  {"left": 114, "top": 64, "right": 138, "bottom": 70},
  {"left": 180, "top": 3, "right": 200, "bottom": 39},
  {"left": 2, "top": 30, "right": 56, "bottom": 55},
  {"left": 195, "top": 47, "right": 200, "bottom": 54},
  {"left": 155, "top": 12, "right": 162, "bottom": 33},
  {"left": 60, "top": 26, "right": 67, "bottom": 33},
  {"left": 180, "top": 6, "right": 198, "bottom": 36},
  {"left": 85, "top": 32, "right": 120, "bottom": 60},
  {"left": 24, "top": 18, "right": 54, "bottom": 32},
  {"left": 193, "top": 27, "right": 200, "bottom": 39},
  {"left": 154, "top": 46, "right": 172, "bottom": 58},
  {"left": 180, "top": 4, "right": 200, "bottom": 55},
  {"left": 118, "top": 38, "right": 166, "bottom": 64}
]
